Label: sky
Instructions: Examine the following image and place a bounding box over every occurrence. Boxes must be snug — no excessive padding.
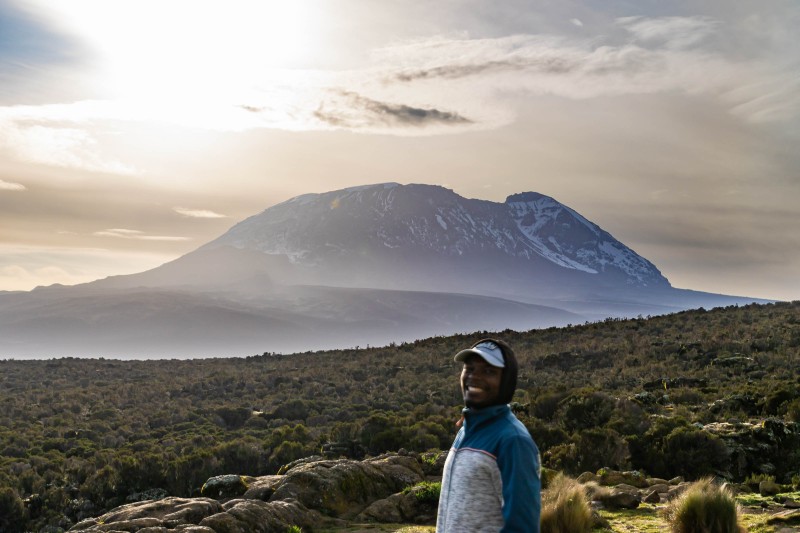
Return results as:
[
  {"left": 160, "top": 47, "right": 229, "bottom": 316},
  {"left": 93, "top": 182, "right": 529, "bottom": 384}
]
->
[{"left": 0, "top": 0, "right": 799, "bottom": 301}]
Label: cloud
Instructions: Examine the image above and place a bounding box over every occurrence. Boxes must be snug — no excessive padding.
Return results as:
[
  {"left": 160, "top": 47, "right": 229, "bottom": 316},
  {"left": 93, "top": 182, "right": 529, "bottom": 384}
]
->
[
  {"left": 173, "top": 207, "right": 228, "bottom": 219},
  {"left": 0, "top": 105, "right": 139, "bottom": 175},
  {"left": 0, "top": 179, "right": 26, "bottom": 191},
  {"left": 313, "top": 90, "right": 471, "bottom": 131},
  {"left": 381, "top": 31, "right": 741, "bottom": 98},
  {"left": 617, "top": 16, "right": 719, "bottom": 50},
  {"left": 570, "top": 18, "right": 583, "bottom": 28},
  {"left": 93, "top": 228, "right": 190, "bottom": 242}
]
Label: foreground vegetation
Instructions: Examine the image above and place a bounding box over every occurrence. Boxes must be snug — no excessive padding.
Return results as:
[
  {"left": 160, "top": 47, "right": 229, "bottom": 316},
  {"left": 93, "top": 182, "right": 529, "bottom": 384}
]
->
[{"left": 1, "top": 301, "right": 799, "bottom": 531}]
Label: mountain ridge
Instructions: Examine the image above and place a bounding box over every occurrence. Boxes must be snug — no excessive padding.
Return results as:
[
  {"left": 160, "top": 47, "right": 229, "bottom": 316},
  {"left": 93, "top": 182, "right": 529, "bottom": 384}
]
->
[{"left": 0, "top": 182, "right": 770, "bottom": 358}]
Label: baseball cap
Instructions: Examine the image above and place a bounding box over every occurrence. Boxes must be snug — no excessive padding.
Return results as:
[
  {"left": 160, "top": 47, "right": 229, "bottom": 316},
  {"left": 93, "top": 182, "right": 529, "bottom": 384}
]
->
[{"left": 454, "top": 340, "right": 505, "bottom": 368}]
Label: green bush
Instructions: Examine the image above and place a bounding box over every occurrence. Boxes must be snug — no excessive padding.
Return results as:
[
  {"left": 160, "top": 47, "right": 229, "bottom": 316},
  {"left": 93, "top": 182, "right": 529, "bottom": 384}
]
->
[
  {"left": 662, "top": 427, "right": 730, "bottom": 479},
  {"left": 540, "top": 474, "right": 592, "bottom": 533},
  {"left": 556, "top": 391, "right": 615, "bottom": 432},
  {"left": 663, "top": 478, "right": 745, "bottom": 533},
  {"left": 403, "top": 481, "right": 441, "bottom": 504},
  {"left": 744, "top": 473, "right": 774, "bottom": 491}
]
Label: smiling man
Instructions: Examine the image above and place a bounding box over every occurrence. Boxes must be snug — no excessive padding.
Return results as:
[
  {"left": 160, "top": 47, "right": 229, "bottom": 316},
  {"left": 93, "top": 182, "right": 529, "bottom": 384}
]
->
[{"left": 436, "top": 339, "right": 541, "bottom": 533}]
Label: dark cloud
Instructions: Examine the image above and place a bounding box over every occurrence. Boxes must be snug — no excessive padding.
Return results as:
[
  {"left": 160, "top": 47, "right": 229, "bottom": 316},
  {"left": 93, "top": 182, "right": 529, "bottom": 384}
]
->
[
  {"left": 314, "top": 91, "right": 471, "bottom": 128},
  {"left": 393, "top": 56, "right": 575, "bottom": 83}
]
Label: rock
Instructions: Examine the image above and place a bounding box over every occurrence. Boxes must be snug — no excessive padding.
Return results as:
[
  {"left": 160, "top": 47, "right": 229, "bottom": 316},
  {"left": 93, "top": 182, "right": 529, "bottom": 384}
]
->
[
  {"left": 270, "top": 454, "right": 423, "bottom": 518},
  {"left": 665, "top": 482, "right": 692, "bottom": 501},
  {"left": 590, "top": 509, "right": 610, "bottom": 529},
  {"left": 767, "top": 509, "right": 800, "bottom": 526},
  {"left": 593, "top": 488, "right": 640, "bottom": 509},
  {"left": 642, "top": 490, "right": 661, "bottom": 503},
  {"left": 648, "top": 483, "right": 670, "bottom": 495},
  {"left": 201, "top": 475, "right": 250, "bottom": 499},
  {"left": 646, "top": 477, "right": 669, "bottom": 486},
  {"left": 69, "top": 498, "right": 223, "bottom": 531},
  {"left": 760, "top": 479, "right": 782, "bottom": 496},
  {"left": 613, "top": 483, "right": 641, "bottom": 495},
  {"left": 784, "top": 499, "right": 800, "bottom": 509},
  {"left": 598, "top": 469, "right": 648, "bottom": 488},
  {"left": 241, "top": 475, "right": 283, "bottom": 501},
  {"left": 68, "top": 453, "right": 426, "bottom": 532},
  {"left": 357, "top": 483, "right": 438, "bottom": 524},
  {"left": 277, "top": 455, "right": 325, "bottom": 475},
  {"left": 577, "top": 471, "right": 598, "bottom": 484},
  {"left": 668, "top": 476, "right": 684, "bottom": 485},
  {"left": 199, "top": 499, "right": 328, "bottom": 532}
]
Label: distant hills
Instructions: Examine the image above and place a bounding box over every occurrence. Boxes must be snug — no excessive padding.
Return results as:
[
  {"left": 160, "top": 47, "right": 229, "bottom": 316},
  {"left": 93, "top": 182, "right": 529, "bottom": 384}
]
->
[{"left": 0, "top": 183, "right": 768, "bottom": 358}]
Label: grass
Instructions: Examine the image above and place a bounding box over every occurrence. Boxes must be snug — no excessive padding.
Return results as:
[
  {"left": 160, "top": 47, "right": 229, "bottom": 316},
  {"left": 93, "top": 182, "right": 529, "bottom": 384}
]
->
[
  {"left": 541, "top": 474, "right": 593, "bottom": 533},
  {"left": 597, "top": 504, "right": 666, "bottom": 532},
  {"left": 321, "top": 486, "right": 800, "bottom": 533}
]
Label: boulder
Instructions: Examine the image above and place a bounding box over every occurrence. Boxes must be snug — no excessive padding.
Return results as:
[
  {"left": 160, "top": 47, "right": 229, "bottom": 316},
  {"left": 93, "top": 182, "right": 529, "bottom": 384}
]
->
[
  {"left": 760, "top": 479, "right": 782, "bottom": 496},
  {"left": 68, "top": 497, "right": 330, "bottom": 533},
  {"left": 199, "top": 499, "right": 329, "bottom": 532},
  {"left": 648, "top": 483, "right": 670, "bottom": 495},
  {"left": 665, "top": 482, "right": 692, "bottom": 501},
  {"left": 69, "top": 498, "right": 223, "bottom": 531},
  {"left": 201, "top": 475, "right": 251, "bottom": 499},
  {"left": 767, "top": 508, "right": 800, "bottom": 526},
  {"left": 642, "top": 490, "right": 661, "bottom": 504},
  {"left": 357, "top": 483, "right": 438, "bottom": 524},
  {"left": 783, "top": 498, "right": 800, "bottom": 509},
  {"left": 68, "top": 453, "right": 424, "bottom": 532},
  {"left": 592, "top": 488, "right": 640, "bottom": 509},
  {"left": 269, "top": 454, "right": 423, "bottom": 518},
  {"left": 598, "top": 469, "right": 648, "bottom": 488},
  {"left": 241, "top": 475, "right": 283, "bottom": 501}
]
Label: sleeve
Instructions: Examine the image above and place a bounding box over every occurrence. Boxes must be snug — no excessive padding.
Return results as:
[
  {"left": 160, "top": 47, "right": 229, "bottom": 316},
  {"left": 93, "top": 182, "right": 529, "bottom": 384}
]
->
[{"left": 497, "top": 434, "right": 541, "bottom": 533}]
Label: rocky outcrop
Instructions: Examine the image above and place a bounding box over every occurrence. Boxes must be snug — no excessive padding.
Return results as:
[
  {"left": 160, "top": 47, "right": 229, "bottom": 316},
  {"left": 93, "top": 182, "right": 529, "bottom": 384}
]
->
[
  {"left": 356, "top": 483, "right": 439, "bottom": 524},
  {"left": 269, "top": 454, "right": 423, "bottom": 518},
  {"left": 68, "top": 453, "right": 425, "bottom": 532}
]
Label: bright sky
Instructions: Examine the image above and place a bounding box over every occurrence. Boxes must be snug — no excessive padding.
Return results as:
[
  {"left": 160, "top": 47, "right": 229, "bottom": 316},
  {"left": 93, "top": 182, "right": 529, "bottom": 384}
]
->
[{"left": 1, "top": 0, "right": 799, "bottom": 301}]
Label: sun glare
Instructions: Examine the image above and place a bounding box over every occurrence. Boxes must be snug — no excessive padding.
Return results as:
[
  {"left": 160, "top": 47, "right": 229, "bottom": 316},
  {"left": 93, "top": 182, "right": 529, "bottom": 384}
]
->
[{"left": 32, "top": 0, "right": 321, "bottom": 100}]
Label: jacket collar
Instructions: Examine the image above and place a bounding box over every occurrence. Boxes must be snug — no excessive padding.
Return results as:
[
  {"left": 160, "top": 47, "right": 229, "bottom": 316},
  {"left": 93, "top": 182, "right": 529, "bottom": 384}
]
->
[{"left": 462, "top": 403, "right": 509, "bottom": 432}]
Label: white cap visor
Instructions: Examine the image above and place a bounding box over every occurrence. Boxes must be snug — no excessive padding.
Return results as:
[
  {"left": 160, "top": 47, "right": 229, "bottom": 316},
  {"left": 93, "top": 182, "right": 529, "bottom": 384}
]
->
[{"left": 454, "top": 341, "right": 505, "bottom": 368}]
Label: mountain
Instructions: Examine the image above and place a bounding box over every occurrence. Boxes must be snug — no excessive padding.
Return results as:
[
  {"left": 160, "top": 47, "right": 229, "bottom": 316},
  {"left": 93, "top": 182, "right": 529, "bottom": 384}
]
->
[
  {"left": 97, "top": 183, "right": 669, "bottom": 297},
  {"left": 0, "top": 183, "right": 768, "bottom": 358}
]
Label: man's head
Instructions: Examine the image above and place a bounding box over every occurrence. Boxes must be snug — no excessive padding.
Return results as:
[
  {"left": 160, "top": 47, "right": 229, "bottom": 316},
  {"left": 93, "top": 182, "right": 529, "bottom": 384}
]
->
[{"left": 455, "top": 338, "right": 518, "bottom": 408}]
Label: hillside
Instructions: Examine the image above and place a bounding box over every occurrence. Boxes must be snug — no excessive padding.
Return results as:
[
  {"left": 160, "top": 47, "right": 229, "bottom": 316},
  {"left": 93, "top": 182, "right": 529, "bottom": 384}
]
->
[{"left": 0, "top": 301, "right": 798, "bottom": 531}]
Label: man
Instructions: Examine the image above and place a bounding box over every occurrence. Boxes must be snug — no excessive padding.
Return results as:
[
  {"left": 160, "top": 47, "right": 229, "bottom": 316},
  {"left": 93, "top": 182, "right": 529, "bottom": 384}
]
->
[{"left": 436, "top": 338, "right": 541, "bottom": 533}]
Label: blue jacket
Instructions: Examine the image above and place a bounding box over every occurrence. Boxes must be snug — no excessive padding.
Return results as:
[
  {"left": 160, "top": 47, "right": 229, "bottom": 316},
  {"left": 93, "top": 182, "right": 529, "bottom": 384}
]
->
[{"left": 436, "top": 404, "right": 541, "bottom": 533}]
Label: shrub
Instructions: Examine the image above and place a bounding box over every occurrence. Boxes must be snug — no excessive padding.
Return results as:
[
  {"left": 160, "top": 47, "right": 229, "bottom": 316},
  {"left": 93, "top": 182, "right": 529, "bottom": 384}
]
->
[
  {"left": 540, "top": 474, "right": 592, "bottom": 533},
  {"left": 661, "top": 427, "right": 730, "bottom": 479},
  {"left": 556, "top": 391, "right": 616, "bottom": 432},
  {"left": 744, "top": 473, "right": 774, "bottom": 491},
  {"left": 403, "top": 481, "right": 441, "bottom": 504},
  {"left": 663, "top": 478, "right": 745, "bottom": 533}
]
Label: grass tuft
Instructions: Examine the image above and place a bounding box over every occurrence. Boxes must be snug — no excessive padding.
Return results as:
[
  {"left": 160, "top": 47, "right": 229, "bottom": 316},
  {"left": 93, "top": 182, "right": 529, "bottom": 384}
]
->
[
  {"left": 663, "top": 478, "right": 745, "bottom": 533},
  {"left": 540, "top": 474, "right": 593, "bottom": 533}
]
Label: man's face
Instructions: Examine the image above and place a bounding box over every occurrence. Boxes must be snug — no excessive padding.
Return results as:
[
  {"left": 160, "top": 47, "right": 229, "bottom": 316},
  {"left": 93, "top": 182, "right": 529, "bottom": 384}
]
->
[{"left": 461, "top": 354, "right": 502, "bottom": 408}]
